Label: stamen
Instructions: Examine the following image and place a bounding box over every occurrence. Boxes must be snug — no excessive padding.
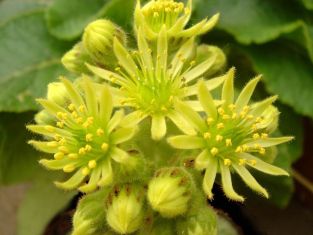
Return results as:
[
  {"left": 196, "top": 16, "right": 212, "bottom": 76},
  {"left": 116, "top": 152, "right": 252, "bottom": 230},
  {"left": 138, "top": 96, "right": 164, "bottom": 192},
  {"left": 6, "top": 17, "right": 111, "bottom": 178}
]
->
[
  {"left": 239, "top": 158, "right": 246, "bottom": 166},
  {"left": 215, "top": 135, "right": 223, "bottom": 142},
  {"left": 225, "top": 138, "right": 232, "bottom": 147},
  {"left": 86, "top": 133, "right": 93, "bottom": 142},
  {"left": 68, "top": 153, "right": 78, "bottom": 159},
  {"left": 63, "top": 164, "right": 75, "bottom": 172},
  {"left": 207, "top": 117, "right": 214, "bottom": 125},
  {"left": 217, "top": 123, "right": 224, "bottom": 129},
  {"left": 203, "top": 132, "right": 211, "bottom": 139},
  {"left": 82, "top": 167, "right": 90, "bottom": 176},
  {"left": 210, "top": 147, "right": 219, "bottom": 156},
  {"left": 97, "top": 128, "right": 104, "bottom": 136},
  {"left": 101, "top": 143, "right": 109, "bottom": 152},
  {"left": 88, "top": 160, "right": 97, "bottom": 169},
  {"left": 224, "top": 159, "right": 231, "bottom": 166},
  {"left": 54, "top": 152, "right": 64, "bottom": 160}
]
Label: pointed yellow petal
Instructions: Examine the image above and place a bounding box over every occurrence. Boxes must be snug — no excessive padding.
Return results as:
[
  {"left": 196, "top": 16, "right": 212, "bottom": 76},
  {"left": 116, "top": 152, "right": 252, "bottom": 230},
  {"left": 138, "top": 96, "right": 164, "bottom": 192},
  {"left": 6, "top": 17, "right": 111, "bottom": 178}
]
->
[
  {"left": 98, "top": 160, "right": 113, "bottom": 187},
  {"left": 54, "top": 170, "right": 86, "bottom": 190},
  {"left": 151, "top": 115, "right": 167, "bottom": 140},
  {"left": 110, "top": 147, "right": 129, "bottom": 164},
  {"left": 108, "top": 110, "right": 124, "bottom": 133},
  {"left": 221, "top": 67, "right": 235, "bottom": 108},
  {"left": 195, "top": 149, "right": 210, "bottom": 170},
  {"left": 99, "top": 85, "right": 113, "bottom": 125},
  {"left": 111, "top": 127, "right": 137, "bottom": 144},
  {"left": 198, "top": 80, "right": 217, "bottom": 119},
  {"left": 167, "top": 135, "right": 204, "bottom": 149},
  {"left": 167, "top": 111, "right": 196, "bottom": 135},
  {"left": 203, "top": 158, "right": 218, "bottom": 199},
  {"left": 247, "top": 136, "right": 294, "bottom": 148},
  {"left": 250, "top": 96, "right": 278, "bottom": 117},
  {"left": 79, "top": 166, "right": 102, "bottom": 193}
]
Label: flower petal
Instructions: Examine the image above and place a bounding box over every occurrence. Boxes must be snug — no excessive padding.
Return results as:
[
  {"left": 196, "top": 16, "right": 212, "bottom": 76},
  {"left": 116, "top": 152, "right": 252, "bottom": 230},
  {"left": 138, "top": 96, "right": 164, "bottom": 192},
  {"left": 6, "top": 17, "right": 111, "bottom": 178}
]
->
[
  {"left": 111, "top": 127, "right": 137, "bottom": 144},
  {"left": 198, "top": 80, "right": 217, "bottom": 119},
  {"left": 203, "top": 158, "right": 218, "bottom": 199},
  {"left": 220, "top": 161, "right": 244, "bottom": 202},
  {"left": 174, "top": 100, "right": 206, "bottom": 132},
  {"left": 108, "top": 110, "right": 124, "bottom": 133},
  {"left": 99, "top": 85, "right": 113, "bottom": 125},
  {"left": 120, "top": 111, "right": 147, "bottom": 127},
  {"left": 59, "top": 77, "right": 84, "bottom": 107},
  {"left": 29, "top": 140, "right": 57, "bottom": 153},
  {"left": 54, "top": 169, "right": 86, "bottom": 190},
  {"left": 195, "top": 149, "right": 210, "bottom": 170},
  {"left": 167, "top": 135, "right": 204, "bottom": 149},
  {"left": 184, "top": 56, "right": 216, "bottom": 83},
  {"left": 78, "top": 166, "right": 102, "bottom": 193},
  {"left": 221, "top": 67, "right": 235, "bottom": 108},
  {"left": 137, "top": 27, "right": 153, "bottom": 71},
  {"left": 110, "top": 147, "right": 130, "bottom": 164},
  {"left": 81, "top": 77, "right": 98, "bottom": 117},
  {"left": 232, "top": 164, "right": 269, "bottom": 198},
  {"left": 235, "top": 75, "right": 261, "bottom": 112},
  {"left": 250, "top": 96, "right": 278, "bottom": 117},
  {"left": 238, "top": 153, "right": 289, "bottom": 176},
  {"left": 98, "top": 160, "right": 113, "bottom": 187},
  {"left": 246, "top": 136, "right": 294, "bottom": 148},
  {"left": 156, "top": 25, "right": 168, "bottom": 78},
  {"left": 167, "top": 110, "right": 196, "bottom": 135},
  {"left": 151, "top": 115, "right": 167, "bottom": 140}
]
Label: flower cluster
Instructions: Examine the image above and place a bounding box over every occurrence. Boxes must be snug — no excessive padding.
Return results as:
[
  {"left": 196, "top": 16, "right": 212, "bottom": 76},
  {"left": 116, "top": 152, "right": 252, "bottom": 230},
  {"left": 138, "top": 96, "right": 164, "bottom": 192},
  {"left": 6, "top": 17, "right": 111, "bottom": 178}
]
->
[{"left": 28, "top": 0, "right": 293, "bottom": 234}]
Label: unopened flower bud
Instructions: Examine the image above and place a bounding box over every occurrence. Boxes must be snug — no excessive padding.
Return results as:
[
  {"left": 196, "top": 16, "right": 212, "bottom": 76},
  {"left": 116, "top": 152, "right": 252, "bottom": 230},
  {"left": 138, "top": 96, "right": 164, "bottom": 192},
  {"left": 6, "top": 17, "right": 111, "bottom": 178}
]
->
[
  {"left": 83, "top": 19, "right": 126, "bottom": 67},
  {"left": 34, "top": 110, "right": 54, "bottom": 125},
  {"left": 106, "top": 184, "right": 145, "bottom": 234},
  {"left": 61, "top": 43, "right": 92, "bottom": 74},
  {"left": 147, "top": 167, "right": 191, "bottom": 218},
  {"left": 261, "top": 105, "right": 279, "bottom": 133},
  {"left": 46, "top": 82, "right": 68, "bottom": 105},
  {"left": 195, "top": 45, "right": 226, "bottom": 77}
]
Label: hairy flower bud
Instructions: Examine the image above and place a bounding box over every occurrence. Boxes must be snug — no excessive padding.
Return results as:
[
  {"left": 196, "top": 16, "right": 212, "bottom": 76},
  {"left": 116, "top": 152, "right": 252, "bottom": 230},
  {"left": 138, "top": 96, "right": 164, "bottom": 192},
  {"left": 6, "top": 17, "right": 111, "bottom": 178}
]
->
[
  {"left": 106, "top": 184, "right": 145, "bottom": 234},
  {"left": 83, "top": 19, "right": 126, "bottom": 67},
  {"left": 34, "top": 110, "right": 54, "bottom": 125},
  {"left": 147, "top": 167, "right": 191, "bottom": 218},
  {"left": 176, "top": 206, "right": 217, "bottom": 235},
  {"left": 46, "top": 82, "right": 68, "bottom": 106},
  {"left": 195, "top": 45, "right": 226, "bottom": 77},
  {"left": 61, "top": 43, "right": 92, "bottom": 74}
]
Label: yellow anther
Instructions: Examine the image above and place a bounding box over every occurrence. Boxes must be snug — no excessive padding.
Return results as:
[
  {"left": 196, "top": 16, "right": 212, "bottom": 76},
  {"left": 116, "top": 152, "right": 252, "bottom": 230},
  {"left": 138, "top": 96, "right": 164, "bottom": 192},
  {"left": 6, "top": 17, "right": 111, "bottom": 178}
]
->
[
  {"left": 217, "top": 107, "right": 225, "bottom": 115},
  {"left": 82, "top": 167, "right": 90, "bottom": 176},
  {"left": 247, "top": 114, "right": 254, "bottom": 120},
  {"left": 223, "top": 159, "right": 232, "bottom": 166},
  {"left": 210, "top": 147, "right": 219, "bottom": 156},
  {"left": 85, "top": 133, "right": 93, "bottom": 142},
  {"left": 101, "top": 143, "right": 109, "bottom": 152},
  {"left": 217, "top": 123, "right": 224, "bottom": 129},
  {"left": 68, "top": 103, "right": 75, "bottom": 111},
  {"left": 76, "top": 117, "right": 83, "bottom": 124},
  {"left": 88, "top": 160, "right": 97, "bottom": 169},
  {"left": 54, "top": 134, "right": 62, "bottom": 141},
  {"left": 71, "top": 111, "right": 78, "bottom": 118},
  {"left": 231, "top": 113, "right": 237, "bottom": 119},
  {"left": 228, "top": 104, "right": 236, "bottom": 111},
  {"left": 190, "top": 60, "right": 196, "bottom": 66},
  {"left": 58, "top": 138, "right": 66, "bottom": 145},
  {"left": 203, "top": 132, "right": 211, "bottom": 139},
  {"left": 47, "top": 141, "right": 58, "bottom": 147},
  {"left": 242, "top": 144, "right": 249, "bottom": 151},
  {"left": 239, "top": 158, "right": 246, "bottom": 166},
  {"left": 253, "top": 133, "right": 260, "bottom": 139},
  {"left": 240, "top": 111, "right": 247, "bottom": 118},
  {"left": 243, "top": 105, "right": 250, "bottom": 112},
  {"left": 79, "top": 147, "right": 86, "bottom": 155},
  {"left": 161, "top": 106, "right": 167, "bottom": 112},
  {"left": 45, "top": 125, "right": 54, "bottom": 132},
  {"left": 222, "top": 114, "right": 230, "bottom": 120},
  {"left": 97, "top": 128, "right": 104, "bottom": 136},
  {"left": 54, "top": 152, "right": 64, "bottom": 160},
  {"left": 261, "top": 133, "right": 268, "bottom": 139},
  {"left": 249, "top": 160, "right": 257, "bottom": 166},
  {"left": 68, "top": 153, "right": 78, "bottom": 159},
  {"left": 254, "top": 143, "right": 261, "bottom": 149},
  {"left": 207, "top": 117, "right": 214, "bottom": 125},
  {"left": 63, "top": 164, "right": 75, "bottom": 173},
  {"left": 255, "top": 117, "right": 263, "bottom": 123},
  {"left": 83, "top": 117, "right": 94, "bottom": 128},
  {"left": 85, "top": 144, "right": 92, "bottom": 152},
  {"left": 153, "top": 11, "right": 159, "bottom": 17},
  {"left": 56, "top": 121, "right": 64, "bottom": 128},
  {"left": 216, "top": 135, "right": 223, "bottom": 142},
  {"left": 58, "top": 146, "right": 69, "bottom": 153},
  {"left": 259, "top": 148, "right": 266, "bottom": 155},
  {"left": 235, "top": 146, "right": 242, "bottom": 153},
  {"left": 78, "top": 105, "right": 85, "bottom": 113},
  {"left": 225, "top": 138, "right": 232, "bottom": 147}
]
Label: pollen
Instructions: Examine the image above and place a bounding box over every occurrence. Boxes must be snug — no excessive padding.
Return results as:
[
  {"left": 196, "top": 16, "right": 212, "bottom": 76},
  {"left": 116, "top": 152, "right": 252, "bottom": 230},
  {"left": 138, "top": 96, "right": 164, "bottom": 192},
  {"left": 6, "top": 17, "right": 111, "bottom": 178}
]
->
[
  {"left": 259, "top": 148, "right": 266, "bottom": 155},
  {"left": 88, "top": 160, "right": 97, "bottom": 169},
  {"left": 249, "top": 160, "right": 257, "bottom": 166},
  {"left": 56, "top": 121, "right": 64, "bottom": 128},
  {"left": 68, "top": 103, "right": 75, "bottom": 111},
  {"left": 207, "top": 117, "right": 214, "bottom": 125},
  {"left": 243, "top": 105, "right": 250, "bottom": 112},
  {"left": 217, "top": 107, "right": 225, "bottom": 115},
  {"left": 82, "top": 167, "right": 90, "bottom": 176},
  {"left": 235, "top": 146, "right": 242, "bottom": 153},
  {"left": 210, "top": 147, "right": 219, "bottom": 156},
  {"left": 97, "top": 128, "right": 104, "bottom": 136},
  {"left": 238, "top": 158, "right": 246, "bottom": 166},
  {"left": 75, "top": 117, "right": 83, "bottom": 124},
  {"left": 63, "top": 164, "right": 75, "bottom": 173},
  {"left": 217, "top": 123, "right": 224, "bottom": 129},
  {"left": 68, "top": 153, "right": 78, "bottom": 159},
  {"left": 78, "top": 105, "right": 85, "bottom": 113},
  {"left": 242, "top": 144, "right": 249, "bottom": 151},
  {"left": 85, "top": 144, "right": 92, "bottom": 152},
  {"left": 85, "top": 133, "right": 93, "bottom": 142},
  {"left": 228, "top": 104, "right": 236, "bottom": 111},
  {"left": 253, "top": 133, "right": 260, "bottom": 139},
  {"left": 71, "top": 111, "right": 78, "bottom": 118},
  {"left": 203, "top": 132, "right": 211, "bottom": 139},
  {"left": 101, "top": 143, "right": 109, "bottom": 152},
  {"left": 225, "top": 138, "right": 232, "bottom": 147},
  {"left": 54, "top": 152, "right": 64, "bottom": 160},
  {"left": 224, "top": 159, "right": 232, "bottom": 166},
  {"left": 215, "top": 135, "right": 223, "bottom": 142},
  {"left": 261, "top": 133, "right": 268, "bottom": 139},
  {"left": 79, "top": 147, "right": 86, "bottom": 155},
  {"left": 231, "top": 113, "right": 237, "bottom": 119}
]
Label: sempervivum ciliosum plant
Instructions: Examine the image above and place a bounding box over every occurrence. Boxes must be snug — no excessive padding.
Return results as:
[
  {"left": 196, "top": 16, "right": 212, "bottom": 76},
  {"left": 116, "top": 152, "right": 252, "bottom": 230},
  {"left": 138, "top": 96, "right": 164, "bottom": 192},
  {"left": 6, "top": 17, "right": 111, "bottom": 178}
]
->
[
  {"left": 28, "top": 77, "right": 137, "bottom": 193},
  {"left": 168, "top": 73, "right": 293, "bottom": 201},
  {"left": 27, "top": 0, "right": 293, "bottom": 234}
]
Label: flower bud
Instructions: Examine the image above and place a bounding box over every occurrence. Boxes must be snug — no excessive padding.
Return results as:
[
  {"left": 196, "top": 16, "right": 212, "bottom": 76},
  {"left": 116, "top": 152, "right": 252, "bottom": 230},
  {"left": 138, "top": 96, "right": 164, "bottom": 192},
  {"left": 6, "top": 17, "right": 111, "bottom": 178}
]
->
[
  {"left": 106, "top": 184, "right": 145, "bottom": 234},
  {"left": 34, "top": 110, "right": 54, "bottom": 125},
  {"left": 61, "top": 43, "right": 92, "bottom": 74},
  {"left": 195, "top": 45, "right": 226, "bottom": 77},
  {"left": 46, "top": 82, "right": 68, "bottom": 106},
  {"left": 261, "top": 105, "right": 279, "bottom": 133},
  {"left": 83, "top": 19, "right": 126, "bottom": 67},
  {"left": 147, "top": 167, "right": 191, "bottom": 218},
  {"left": 176, "top": 206, "right": 217, "bottom": 235}
]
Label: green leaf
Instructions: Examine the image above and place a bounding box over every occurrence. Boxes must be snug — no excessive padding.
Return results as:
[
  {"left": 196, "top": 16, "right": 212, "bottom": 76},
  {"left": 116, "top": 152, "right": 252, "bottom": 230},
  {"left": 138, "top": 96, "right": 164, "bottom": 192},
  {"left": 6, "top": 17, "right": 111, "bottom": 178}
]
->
[
  {"left": 0, "top": 11, "right": 70, "bottom": 112},
  {"left": 17, "top": 175, "right": 76, "bottom": 235},
  {"left": 46, "top": 0, "right": 107, "bottom": 40},
  {"left": 0, "top": 112, "right": 44, "bottom": 184},
  {"left": 0, "top": 0, "right": 47, "bottom": 24},
  {"left": 241, "top": 43, "right": 313, "bottom": 118},
  {"left": 301, "top": 0, "right": 313, "bottom": 10},
  {"left": 195, "top": 0, "right": 313, "bottom": 62}
]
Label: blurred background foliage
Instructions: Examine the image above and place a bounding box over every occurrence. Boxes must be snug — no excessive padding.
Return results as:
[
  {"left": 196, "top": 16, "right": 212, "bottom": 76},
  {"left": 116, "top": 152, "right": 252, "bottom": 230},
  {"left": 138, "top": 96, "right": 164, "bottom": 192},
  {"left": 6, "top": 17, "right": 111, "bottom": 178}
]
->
[{"left": 0, "top": 0, "right": 311, "bottom": 234}]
